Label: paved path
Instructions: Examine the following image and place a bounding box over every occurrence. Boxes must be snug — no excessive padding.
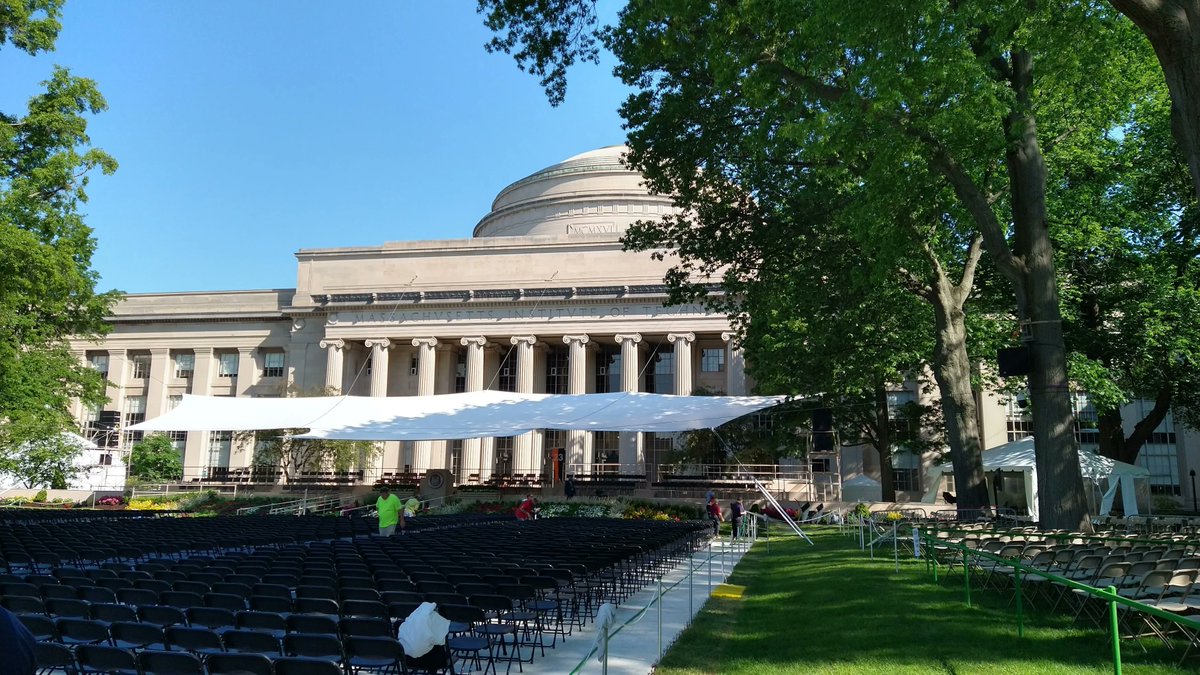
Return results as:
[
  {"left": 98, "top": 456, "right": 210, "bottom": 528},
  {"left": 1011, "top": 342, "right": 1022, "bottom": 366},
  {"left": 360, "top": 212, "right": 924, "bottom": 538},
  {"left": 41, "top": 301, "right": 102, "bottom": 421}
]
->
[{"left": 524, "top": 536, "right": 752, "bottom": 675}]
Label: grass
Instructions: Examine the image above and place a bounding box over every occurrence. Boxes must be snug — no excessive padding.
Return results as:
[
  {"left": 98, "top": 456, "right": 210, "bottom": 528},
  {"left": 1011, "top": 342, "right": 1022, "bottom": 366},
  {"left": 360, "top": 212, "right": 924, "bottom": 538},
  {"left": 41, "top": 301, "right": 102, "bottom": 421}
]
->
[{"left": 655, "top": 527, "right": 1194, "bottom": 675}]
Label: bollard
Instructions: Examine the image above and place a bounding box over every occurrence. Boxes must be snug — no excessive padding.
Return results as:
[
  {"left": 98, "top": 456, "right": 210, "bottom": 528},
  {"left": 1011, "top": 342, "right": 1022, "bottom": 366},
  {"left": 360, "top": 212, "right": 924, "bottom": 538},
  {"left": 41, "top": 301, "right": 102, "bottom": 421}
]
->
[
  {"left": 1107, "top": 586, "right": 1122, "bottom": 675},
  {"left": 1015, "top": 567, "right": 1024, "bottom": 638},
  {"left": 708, "top": 542, "right": 713, "bottom": 594},
  {"left": 893, "top": 521, "right": 899, "bottom": 573},
  {"left": 657, "top": 576, "right": 663, "bottom": 660},
  {"left": 602, "top": 617, "right": 610, "bottom": 675},
  {"left": 963, "top": 548, "right": 972, "bottom": 607},
  {"left": 688, "top": 549, "right": 694, "bottom": 621}
]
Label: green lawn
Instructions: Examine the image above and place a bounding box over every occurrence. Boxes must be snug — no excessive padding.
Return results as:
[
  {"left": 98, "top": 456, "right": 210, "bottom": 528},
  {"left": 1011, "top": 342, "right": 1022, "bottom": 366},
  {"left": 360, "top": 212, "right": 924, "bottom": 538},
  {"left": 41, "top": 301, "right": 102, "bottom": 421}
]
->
[{"left": 656, "top": 527, "right": 1193, "bottom": 675}]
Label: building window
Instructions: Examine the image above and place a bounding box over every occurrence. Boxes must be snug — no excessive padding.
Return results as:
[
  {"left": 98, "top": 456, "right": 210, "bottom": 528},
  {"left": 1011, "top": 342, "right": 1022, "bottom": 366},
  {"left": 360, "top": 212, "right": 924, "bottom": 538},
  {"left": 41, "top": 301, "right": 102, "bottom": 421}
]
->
[
  {"left": 168, "top": 431, "right": 187, "bottom": 454},
  {"left": 454, "top": 350, "right": 467, "bottom": 393},
  {"left": 498, "top": 353, "right": 516, "bottom": 392},
  {"left": 646, "top": 347, "right": 673, "bottom": 394},
  {"left": 129, "top": 353, "right": 151, "bottom": 379},
  {"left": 494, "top": 437, "right": 514, "bottom": 476},
  {"left": 594, "top": 431, "right": 619, "bottom": 472},
  {"left": 893, "top": 468, "right": 920, "bottom": 492},
  {"left": 701, "top": 348, "right": 725, "bottom": 373},
  {"left": 168, "top": 395, "right": 183, "bottom": 410},
  {"left": 596, "top": 347, "right": 621, "bottom": 393},
  {"left": 174, "top": 352, "right": 194, "bottom": 379},
  {"left": 891, "top": 452, "right": 920, "bottom": 491},
  {"left": 410, "top": 355, "right": 418, "bottom": 376},
  {"left": 218, "top": 352, "right": 238, "bottom": 378},
  {"left": 449, "top": 439, "right": 464, "bottom": 481},
  {"left": 88, "top": 353, "right": 109, "bottom": 379},
  {"left": 262, "top": 351, "right": 285, "bottom": 378},
  {"left": 1136, "top": 405, "right": 1180, "bottom": 495},
  {"left": 545, "top": 348, "right": 568, "bottom": 394},
  {"left": 123, "top": 396, "right": 147, "bottom": 446},
  {"left": 207, "top": 431, "right": 233, "bottom": 476},
  {"left": 887, "top": 390, "right": 917, "bottom": 442},
  {"left": 1005, "top": 398, "right": 1033, "bottom": 442}
]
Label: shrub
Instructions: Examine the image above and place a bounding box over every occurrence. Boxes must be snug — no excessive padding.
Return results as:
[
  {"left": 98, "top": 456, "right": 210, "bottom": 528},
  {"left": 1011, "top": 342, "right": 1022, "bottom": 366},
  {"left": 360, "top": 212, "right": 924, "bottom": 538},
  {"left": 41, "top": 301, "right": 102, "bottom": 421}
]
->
[
  {"left": 33, "top": 489, "right": 47, "bottom": 503},
  {"left": 97, "top": 496, "right": 126, "bottom": 506},
  {"left": 127, "top": 498, "right": 180, "bottom": 511}
]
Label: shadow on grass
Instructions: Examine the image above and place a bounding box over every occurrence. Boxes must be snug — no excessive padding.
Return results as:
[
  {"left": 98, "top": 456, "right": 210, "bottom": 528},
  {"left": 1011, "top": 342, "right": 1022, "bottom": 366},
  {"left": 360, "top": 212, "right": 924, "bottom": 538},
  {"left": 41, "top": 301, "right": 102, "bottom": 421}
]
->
[{"left": 657, "top": 528, "right": 1194, "bottom": 675}]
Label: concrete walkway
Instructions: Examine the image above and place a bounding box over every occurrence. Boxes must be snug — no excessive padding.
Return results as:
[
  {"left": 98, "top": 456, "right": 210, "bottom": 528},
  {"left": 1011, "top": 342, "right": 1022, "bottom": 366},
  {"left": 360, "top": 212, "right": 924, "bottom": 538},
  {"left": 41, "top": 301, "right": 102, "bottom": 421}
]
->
[{"left": 525, "top": 535, "right": 752, "bottom": 675}]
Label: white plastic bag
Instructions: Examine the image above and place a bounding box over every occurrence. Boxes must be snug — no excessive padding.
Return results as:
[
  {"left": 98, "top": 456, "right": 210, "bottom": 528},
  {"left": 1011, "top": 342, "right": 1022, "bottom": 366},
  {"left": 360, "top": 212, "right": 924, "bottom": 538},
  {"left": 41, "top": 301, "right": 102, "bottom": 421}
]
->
[{"left": 396, "top": 601, "right": 450, "bottom": 658}]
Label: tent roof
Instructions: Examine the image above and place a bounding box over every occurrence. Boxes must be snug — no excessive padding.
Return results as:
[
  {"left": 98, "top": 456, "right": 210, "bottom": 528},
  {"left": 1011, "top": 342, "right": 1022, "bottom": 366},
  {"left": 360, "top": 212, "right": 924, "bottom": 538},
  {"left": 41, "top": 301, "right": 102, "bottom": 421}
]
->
[
  {"left": 931, "top": 437, "right": 1149, "bottom": 479},
  {"left": 129, "top": 391, "right": 787, "bottom": 440}
]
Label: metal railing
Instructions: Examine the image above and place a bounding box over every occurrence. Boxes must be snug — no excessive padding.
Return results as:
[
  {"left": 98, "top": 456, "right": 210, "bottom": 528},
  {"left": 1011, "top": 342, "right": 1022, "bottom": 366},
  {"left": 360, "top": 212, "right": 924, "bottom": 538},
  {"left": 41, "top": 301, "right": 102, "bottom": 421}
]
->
[{"left": 919, "top": 531, "right": 1200, "bottom": 673}]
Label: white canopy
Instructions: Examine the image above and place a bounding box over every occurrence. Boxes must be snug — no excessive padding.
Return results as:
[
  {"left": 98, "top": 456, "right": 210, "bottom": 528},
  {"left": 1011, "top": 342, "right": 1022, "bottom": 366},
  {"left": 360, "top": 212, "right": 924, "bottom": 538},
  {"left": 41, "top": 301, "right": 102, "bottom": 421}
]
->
[
  {"left": 921, "top": 437, "right": 1150, "bottom": 520},
  {"left": 129, "top": 391, "right": 787, "bottom": 440}
]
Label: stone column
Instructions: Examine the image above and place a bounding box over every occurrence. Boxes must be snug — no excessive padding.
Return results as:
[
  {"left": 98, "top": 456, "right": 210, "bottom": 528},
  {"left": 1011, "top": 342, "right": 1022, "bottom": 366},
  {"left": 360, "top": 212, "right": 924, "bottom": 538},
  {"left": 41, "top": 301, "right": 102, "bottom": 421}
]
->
[
  {"left": 364, "top": 339, "right": 393, "bottom": 482},
  {"left": 511, "top": 336, "right": 538, "bottom": 474},
  {"left": 722, "top": 331, "right": 747, "bottom": 395},
  {"left": 230, "top": 347, "right": 259, "bottom": 469},
  {"left": 320, "top": 338, "right": 346, "bottom": 394},
  {"left": 364, "top": 339, "right": 392, "bottom": 397},
  {"left": 106, "top": 349, "right": 129, "bottom": 423},
  {"left": 563, "top": 335, "right": 590, "bottom": 474},
  {"left": 236, "top": 347, "right": 258, "bottom": 397},
  {"left": 411, "top": 338, "right": 438, "bottom": 471},
  {"left": 183, "top": 348, "right": 214, "bottom": 480},
  {"left": 145, "top": 348, "right": 171, "bottom": 420},
  {"left": 461, "top": 337, "right": 487, "bottom": 482},
  {"left": 614, "top": 334, "right": 643, "bottom": 474},
  {"left": 668, "top": 332, "right": 696, "bottom": 396}
]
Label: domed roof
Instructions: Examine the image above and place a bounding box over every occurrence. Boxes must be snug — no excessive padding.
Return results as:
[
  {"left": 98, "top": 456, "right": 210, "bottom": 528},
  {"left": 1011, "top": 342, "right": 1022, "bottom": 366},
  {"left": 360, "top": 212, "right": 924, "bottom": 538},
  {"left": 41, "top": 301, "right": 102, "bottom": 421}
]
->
[{"left": 472, "top": 145, "right": 678, "bottom": 238}]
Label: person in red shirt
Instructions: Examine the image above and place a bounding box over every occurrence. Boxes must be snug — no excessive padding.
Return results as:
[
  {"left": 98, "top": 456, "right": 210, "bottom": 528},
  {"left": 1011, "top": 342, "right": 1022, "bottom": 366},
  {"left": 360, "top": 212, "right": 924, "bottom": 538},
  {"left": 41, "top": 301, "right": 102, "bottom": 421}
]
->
[
  {"left": 516, "top": 494, "right": 537, "bottom": 521},
  {"left": 706, "top": 496, "right": 722, "bottom": 536}
]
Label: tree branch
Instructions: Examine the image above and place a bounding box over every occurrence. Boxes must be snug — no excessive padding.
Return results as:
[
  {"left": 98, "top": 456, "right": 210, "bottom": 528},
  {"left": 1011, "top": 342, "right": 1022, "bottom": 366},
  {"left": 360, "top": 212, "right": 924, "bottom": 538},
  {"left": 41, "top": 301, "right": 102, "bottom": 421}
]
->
[{"left": 957, "top": 233, "right": 986, "bottom": 305}]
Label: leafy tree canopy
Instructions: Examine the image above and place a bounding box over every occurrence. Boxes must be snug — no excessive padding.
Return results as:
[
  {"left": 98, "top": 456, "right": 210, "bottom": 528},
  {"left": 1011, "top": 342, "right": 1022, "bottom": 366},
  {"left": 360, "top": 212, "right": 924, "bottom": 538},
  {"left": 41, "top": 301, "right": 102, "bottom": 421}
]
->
[
  {"left": 0, "top": 1, "right": 118, "bottom": 457},
  {"left": 129, "top": 434, "right": 183, "bottom": 483}
]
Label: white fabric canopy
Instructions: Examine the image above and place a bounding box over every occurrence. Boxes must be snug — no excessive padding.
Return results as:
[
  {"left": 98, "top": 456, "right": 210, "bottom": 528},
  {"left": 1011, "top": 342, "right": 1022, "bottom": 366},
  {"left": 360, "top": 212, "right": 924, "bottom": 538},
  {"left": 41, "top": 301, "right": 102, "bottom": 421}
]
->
[
  {"left": 921, "top": 437, "right": 1150, "bottom": 520},
  {"left": 129, "top": 391, "right": 787, "bottom": 440}
]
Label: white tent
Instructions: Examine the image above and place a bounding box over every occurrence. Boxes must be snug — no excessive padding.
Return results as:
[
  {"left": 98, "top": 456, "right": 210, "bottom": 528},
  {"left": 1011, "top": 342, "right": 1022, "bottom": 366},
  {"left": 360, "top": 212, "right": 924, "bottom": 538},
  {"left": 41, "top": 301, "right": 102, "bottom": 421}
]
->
[
  {"left": 129, "top": 391, "right": 788, "bottom": 439},
  {"left": 921, "top": 437, "right": 1149, "bottom": 521},
  {"left": 842, "top": 474, "right": 882, "bottom": 503}
]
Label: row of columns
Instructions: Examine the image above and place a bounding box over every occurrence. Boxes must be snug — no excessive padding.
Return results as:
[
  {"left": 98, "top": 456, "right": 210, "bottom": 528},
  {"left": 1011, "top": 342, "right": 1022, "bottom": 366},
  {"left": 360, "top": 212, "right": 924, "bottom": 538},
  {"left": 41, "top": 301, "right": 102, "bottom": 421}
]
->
[{"left": 319, "top": 333, "right": 745, "bottom": 478}]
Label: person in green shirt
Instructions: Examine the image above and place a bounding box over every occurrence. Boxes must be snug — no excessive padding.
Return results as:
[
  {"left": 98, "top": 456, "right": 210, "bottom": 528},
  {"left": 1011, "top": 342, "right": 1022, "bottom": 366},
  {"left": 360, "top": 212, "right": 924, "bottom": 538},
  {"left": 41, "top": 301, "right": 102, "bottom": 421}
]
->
[{"left": 376, "top": 488, "right": 404, "bottom": 536}]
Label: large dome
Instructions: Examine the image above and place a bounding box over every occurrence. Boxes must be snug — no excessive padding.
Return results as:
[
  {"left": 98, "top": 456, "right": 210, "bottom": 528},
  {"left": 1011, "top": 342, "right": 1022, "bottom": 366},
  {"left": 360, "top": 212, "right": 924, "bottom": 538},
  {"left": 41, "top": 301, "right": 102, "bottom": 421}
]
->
[{"left": 472, "top": 145, "right": 678, "bottom": 238}]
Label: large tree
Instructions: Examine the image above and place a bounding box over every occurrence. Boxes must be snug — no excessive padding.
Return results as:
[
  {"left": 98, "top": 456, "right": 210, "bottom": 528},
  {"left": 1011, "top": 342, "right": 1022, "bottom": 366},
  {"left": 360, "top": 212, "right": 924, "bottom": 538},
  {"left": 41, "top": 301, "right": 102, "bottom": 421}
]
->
[
  {"left": 480, "top": 0, "right": 1159, "bottom": 528},
  {"left": 0, "top": 1, "right": 118, "bottom": 461}
]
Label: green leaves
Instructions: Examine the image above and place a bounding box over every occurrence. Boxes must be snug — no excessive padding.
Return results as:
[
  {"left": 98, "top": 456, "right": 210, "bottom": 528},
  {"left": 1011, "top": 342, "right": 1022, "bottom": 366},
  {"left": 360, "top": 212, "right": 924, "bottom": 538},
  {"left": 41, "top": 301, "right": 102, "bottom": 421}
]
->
[
  {"left": 129, "top": 434, "right": 184, "bottom": 483},
  {"left": 0, "top": 11, "right": 118, "bottom": 472}
]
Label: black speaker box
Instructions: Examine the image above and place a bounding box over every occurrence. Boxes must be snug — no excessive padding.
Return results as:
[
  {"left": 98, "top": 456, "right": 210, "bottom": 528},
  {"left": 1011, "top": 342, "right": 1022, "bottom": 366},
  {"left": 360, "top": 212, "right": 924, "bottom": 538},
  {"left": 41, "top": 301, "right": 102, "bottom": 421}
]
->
[
  {"left": 97, "top": 410, "right": 122, "bottom": 429},
  {"left": 997, "top": 346, "right": 1031, "bottom": 377},
  {"left": 812, "top": 408, "right": 833, "bottom": 433}
]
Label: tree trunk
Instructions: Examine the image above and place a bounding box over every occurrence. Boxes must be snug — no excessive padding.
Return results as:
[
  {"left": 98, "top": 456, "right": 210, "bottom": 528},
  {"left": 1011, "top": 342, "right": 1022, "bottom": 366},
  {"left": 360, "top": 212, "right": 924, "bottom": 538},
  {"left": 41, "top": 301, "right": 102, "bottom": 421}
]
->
[
  {"left": 929, "top": 288, "right": 989, "bottom": 512},
  {"left": 1096, "top": 408, "right": 1127, "bottom": 463},
  {"left": 875, "top": 384, "right": 897, "bottom": 502},
  {"left": 1112, "top": 0, "right": 1200, "bottom": 203},
  {"left": 1004, "top": 50, "right": 1091, "bottom": 531}
]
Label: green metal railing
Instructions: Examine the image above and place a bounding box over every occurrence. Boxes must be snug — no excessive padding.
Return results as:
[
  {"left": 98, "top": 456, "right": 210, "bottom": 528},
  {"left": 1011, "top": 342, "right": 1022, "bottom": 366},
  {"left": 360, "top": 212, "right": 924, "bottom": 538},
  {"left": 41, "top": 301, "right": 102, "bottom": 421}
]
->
[{"left": 921, "top": 531, "right": 1200, "bottom": 674}]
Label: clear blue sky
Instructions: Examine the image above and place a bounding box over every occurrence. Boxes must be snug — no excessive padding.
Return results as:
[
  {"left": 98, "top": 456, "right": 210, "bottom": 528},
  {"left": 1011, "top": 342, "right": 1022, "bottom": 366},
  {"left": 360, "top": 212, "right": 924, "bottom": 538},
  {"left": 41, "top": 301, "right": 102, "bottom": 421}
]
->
[{"left": 1, "top": 1, "right": 630, "bottom": 294}]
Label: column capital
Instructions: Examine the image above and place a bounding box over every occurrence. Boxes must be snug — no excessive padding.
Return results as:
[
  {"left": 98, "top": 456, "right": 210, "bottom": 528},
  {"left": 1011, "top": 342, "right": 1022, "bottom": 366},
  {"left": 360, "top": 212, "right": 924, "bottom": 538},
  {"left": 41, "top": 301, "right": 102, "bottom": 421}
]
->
[
  {"left": 150, "top": 347, "right": 171, "bottom": 356},
  {"left": 667, "top": 332, "right": 696, "bottom": 345},
  {"left": 562, "top": 334, "right": 590, "bottom": 346},
  {"left": 237, "top": 346, "right": 256, "bottom": 355},
  {"left": 614, "top": 333, "right": 642, "bottom": 345},
  {"left": 319, "top": 338, "right": 345, "bottom": 351},
  {"left": 510, "top": 335, "right": 537, "bottom": 347},
  {"left": 411, "top": 337, "right": 438, "bottom": 349},
  {"left": 721, "top": 331, "right": 739, "bottom": 343},
  {"left": 193, "top": 346, "right": 214, "bottom": 356},
  {"left": 364, "top": 338, "right": 393, "bottom": 350},
  {"left": 460, "top": 336, "right": 487, "bottom": 348}
]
